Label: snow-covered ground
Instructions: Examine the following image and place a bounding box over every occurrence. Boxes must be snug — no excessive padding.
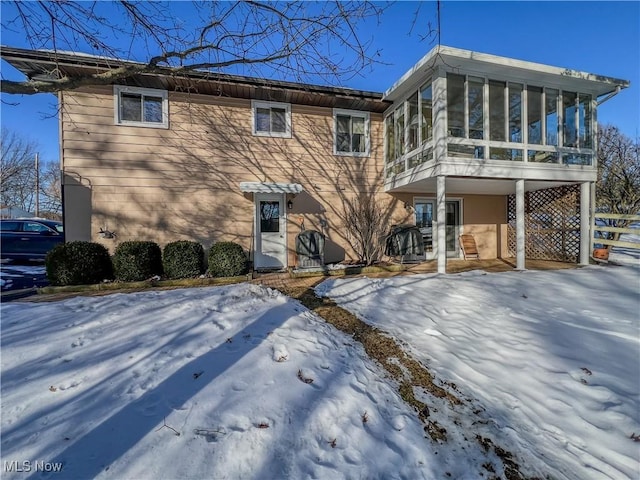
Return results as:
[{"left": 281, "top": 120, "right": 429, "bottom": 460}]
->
[
  {"left": 2, "top": 266, "right": 638, "bottom": 479},
  {"left": 317, "top": 265, "right": 640, "bottom": 480},
  {"left": 3, "top": 283, "right": 514, "bottom": 480}
]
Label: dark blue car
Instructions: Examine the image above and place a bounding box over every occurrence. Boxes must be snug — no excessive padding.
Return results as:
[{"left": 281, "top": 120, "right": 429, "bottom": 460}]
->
[{"left": 0, "top": 219, "right": 64, "bottom": 262}]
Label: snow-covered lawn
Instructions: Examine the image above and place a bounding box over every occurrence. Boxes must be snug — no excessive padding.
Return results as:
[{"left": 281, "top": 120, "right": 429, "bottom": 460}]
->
[
  {"left": 2, "top": 266, "right": 638, "bottom": 479},
  {"left": 2, "top": 283, "right": 507, "bottom": 480},
  {"left": 317, "top": 265, "right": 640, "bottom": 480}
]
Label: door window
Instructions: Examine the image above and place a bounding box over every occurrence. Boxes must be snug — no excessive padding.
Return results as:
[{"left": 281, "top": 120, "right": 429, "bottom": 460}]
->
[
  {"left": 260, "top": 201, "right": 280, "bottom": 232},
  {"left": 414, "top": 201, "right": 434, "bottom": 253}
]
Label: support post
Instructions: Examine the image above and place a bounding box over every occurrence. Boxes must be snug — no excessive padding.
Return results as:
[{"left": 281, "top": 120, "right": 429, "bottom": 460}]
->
[
  {"left": 516, "top": 179, "right": 526, "bottom": 270},
  {"left": 580, "top": 182, "right": 590, "bottom": 265},
  {"left": 437, "top": 175, "right": 446, "bottom": 274}
]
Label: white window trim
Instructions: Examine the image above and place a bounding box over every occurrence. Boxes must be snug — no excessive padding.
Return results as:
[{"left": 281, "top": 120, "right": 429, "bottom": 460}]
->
[
  {"left": 113, "top": 85, "right": 169, "bottom": 129},
  {"left": 251, "top": 100, "right": 292, "bottom": 138},
  {"left": 333, "top": 108, "right": 370, "bottom": 157}
]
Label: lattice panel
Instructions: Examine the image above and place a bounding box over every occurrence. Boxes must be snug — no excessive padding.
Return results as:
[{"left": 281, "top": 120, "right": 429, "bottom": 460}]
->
[{"left": 507, "top": 185, "right": 581, "bottom": 262}]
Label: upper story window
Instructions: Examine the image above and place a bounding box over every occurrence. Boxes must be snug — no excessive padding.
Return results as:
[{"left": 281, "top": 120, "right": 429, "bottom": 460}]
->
[
  {"left": 114, "top": 86, "right": 168, "bottom": 128},
  {"left": 446, "top": 75, "right": 593, "bottom": 150},
  {"left": 252, "top": 100, "right": 291, "bottom": 138},
  {"left": 334, "top": 109, "right": 370, "bottom": 156},
  {"left": 384, "top": 79, "right": 433, "bottom": 163}
]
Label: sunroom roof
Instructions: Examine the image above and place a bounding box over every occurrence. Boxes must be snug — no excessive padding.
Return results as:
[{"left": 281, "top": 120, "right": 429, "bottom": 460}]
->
[{"left": 383, "top": 45, "right": 629, "bottom": 103}]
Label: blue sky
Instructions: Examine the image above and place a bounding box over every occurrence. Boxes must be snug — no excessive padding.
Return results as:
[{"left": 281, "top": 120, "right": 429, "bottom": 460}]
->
[{"left": 1, "top": 1, "right": 638, "bottom": 164}]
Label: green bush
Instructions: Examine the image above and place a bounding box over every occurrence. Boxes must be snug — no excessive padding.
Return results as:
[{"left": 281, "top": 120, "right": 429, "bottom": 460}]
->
[
  {"left": 162, "top": 240, "right": 205, "bottom": 279},
  {"left": 208, "top": 241, "right": 248, "bottom": 277},
  {"left": 45, "top": 241, "right": 114, "bottom": 286},
  {"left": 112, "top": 241, "right": 163, "bottom": 282}
]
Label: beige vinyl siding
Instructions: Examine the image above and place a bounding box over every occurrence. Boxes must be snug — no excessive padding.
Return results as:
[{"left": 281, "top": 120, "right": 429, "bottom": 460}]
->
[{"left": 61, "top": 86, "right": 397, "bottom": 264}]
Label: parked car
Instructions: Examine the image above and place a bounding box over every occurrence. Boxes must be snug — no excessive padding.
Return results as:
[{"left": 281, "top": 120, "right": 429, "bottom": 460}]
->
[{"left": 0, "top": 219, "right": 64, "bottom": 262}]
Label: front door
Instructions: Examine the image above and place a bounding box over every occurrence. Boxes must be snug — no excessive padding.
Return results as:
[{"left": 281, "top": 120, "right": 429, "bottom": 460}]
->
[
  {"left": 254, "top": 194, "right": 287, "bottom": 269},
  {"left": 414, "top": 198, "right": 461, "bottom": 259}
]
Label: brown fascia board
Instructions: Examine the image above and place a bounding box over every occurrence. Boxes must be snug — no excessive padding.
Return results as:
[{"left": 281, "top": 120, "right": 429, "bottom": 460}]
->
[{"left": 0, "top": 45, "right": 389, "bottom": 110}]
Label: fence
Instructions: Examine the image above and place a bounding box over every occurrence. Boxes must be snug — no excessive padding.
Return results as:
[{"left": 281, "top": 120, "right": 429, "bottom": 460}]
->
[{"left": 592, "top": 213, "right": 640, "bottom": 256}]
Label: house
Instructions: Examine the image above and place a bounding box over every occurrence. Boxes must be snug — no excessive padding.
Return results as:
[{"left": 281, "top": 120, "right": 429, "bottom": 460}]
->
[{"left": 0, "top": 45, "right": 629, "bottom": 273}]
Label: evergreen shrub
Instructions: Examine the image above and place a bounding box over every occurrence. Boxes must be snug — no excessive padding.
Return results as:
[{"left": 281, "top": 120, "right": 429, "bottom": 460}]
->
[
  {"left": 162, "top": 240, "right": 205, "bottom": 279},
  {"left": 45, "top": 241, "right": 114, "bottom": 286},
  {"left": 112, "top": 241, "right": 163, "bottom": 282},
  {"left": 208, "top": 241, "right": 248, "bottom": 277}
]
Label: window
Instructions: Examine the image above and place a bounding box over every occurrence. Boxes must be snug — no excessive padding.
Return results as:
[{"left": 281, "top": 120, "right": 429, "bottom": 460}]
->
[
  {"left": 545, "top": 89, "right": 559, "bottom": 146},
  {"left": 333, "top": 109, "right": 369, "bottom": 155},
  {"left": 447, "top": 73, "right": 465, "bottom": 137},
  {"left": 394, "top": 105, "right": 405, "bottom": 157},
  {"left": 527, "top": 86, "right": 543, "bottom": 145},
  {"left": 252, "top": 101, "right": 291, "bottom": 138},
  {"left": 408, "top": 95, "right": 419, "bottom": 151},
  {"left": 420, "top": 83, "right": 433, "bottom": 143},
  {"left": 260, "top": 201, "right": 280, "bottom": 232},
  {"left": 385, "top": 115, "right": 395, "bottom": 163},
  {"left": 578, "top": 94, "right": 592, "bottom": 148},
  {"left": 509, "top": 83, "right": 523, "bottom": 143},
  {"left": 563, "top": 91, "right": 578, "bottom": 147},
  {"left": 23, "top": 222, "right": 53, "bottom": 233},
  {"left": 489, "top": 80, "right": 506, "bottom": 141},
  {"left": 467, "top": 77, "right": 484, "bottom": 140},
  {"left": 114, "top": 86, "right": 168, "bottom": 128}
]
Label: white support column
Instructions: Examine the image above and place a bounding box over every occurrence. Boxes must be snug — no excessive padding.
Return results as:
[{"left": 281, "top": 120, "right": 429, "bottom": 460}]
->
[
  {"left": 516, "top": 179, "right": 526, "bottom": 270},
  {"left": 580, "top": 182, "right": 591, "bottom": 265},
  {"left": 432, "top": 66, "right": 447, "bottom": 164},
  {"left": 437, "top": 175, "right": 447, "bottom": 274}
]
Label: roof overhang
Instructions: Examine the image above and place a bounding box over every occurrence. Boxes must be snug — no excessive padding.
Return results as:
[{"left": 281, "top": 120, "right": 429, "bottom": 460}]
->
[
  {"left": 240, "top": 182, "right": 303, "bottom": 194},
  {"left": 383, "top": 45, "right": 630, "bottom": 103},
  {"left": 0, "top": 45, "right": 389, "bottom": 113}
]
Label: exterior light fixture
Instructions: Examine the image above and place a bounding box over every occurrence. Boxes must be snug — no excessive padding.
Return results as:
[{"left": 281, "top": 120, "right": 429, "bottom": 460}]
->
[{"left": 287, "top": 199, "right": 293, "bottom": 210}]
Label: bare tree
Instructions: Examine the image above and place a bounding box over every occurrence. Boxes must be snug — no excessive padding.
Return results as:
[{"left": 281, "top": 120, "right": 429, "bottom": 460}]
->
[
  {"left": 0, "top": 128, "right": 61, "bottom": 218},
  {"left": 341, "top": 193, "right": 387, "bottom": 265},
  {"left": 596, "top": 124, "right": 640, "bottom": 242},
  {"left": 1, "top": 1, "right": 388, "bottom": 94},
  {"left": 38, "top": 160, "right": 62, "bottom": 219},
  {"left": 1, "top": 128, "right": 38, "bottom": 212}
]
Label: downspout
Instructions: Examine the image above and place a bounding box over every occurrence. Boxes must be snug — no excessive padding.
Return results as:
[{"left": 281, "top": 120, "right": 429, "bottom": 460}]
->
[
  {"left": 596, "top": 86, "right": 621, "bottom": 106},
  {"left": 58, "top": 91, "right": 65, "bottom": 243}
]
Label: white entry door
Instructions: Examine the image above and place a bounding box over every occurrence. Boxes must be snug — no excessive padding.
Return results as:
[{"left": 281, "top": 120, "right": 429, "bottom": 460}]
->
[{"left": 254, "top": 193, "right": 287, "bottom": 269}]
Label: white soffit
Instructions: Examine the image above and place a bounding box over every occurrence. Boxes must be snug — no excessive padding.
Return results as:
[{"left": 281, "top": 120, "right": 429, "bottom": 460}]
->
[{"left": 239, "top": 182, "right": 303, "bottom": 194}]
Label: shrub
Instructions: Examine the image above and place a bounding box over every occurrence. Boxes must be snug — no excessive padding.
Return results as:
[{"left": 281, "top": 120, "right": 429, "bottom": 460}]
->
[
  {"left": 112, "top": 241, "right": 163, "bottom": 282},
  {"left": 162, "top": 240, "right": 205, "bottom": 279},
  {"left": 45, "top": 241, "right": 113, "bottom": 286},
  {"left": 208, "top": 241, "right": 248, "bottom": 277}
]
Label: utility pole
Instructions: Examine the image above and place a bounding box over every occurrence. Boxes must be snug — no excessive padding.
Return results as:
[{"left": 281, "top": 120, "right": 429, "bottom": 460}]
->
[{"left": 35, "top": 152, "right": 39, "bottom": 217}]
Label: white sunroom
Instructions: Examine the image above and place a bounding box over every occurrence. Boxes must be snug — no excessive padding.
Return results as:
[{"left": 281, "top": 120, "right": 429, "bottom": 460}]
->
[{"left": 382, "top": 46, "right": 629, "bottom": 273}]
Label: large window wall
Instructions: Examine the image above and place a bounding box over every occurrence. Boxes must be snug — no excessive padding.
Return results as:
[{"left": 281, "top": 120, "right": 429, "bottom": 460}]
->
[
  {"left": 385, "top": 80, "right": 433, "bottom": 177},
  {"left": 444, "top": 73, "right": 594, "bottom": 165},
  {"left": 385, "top": 73, "right": 595, "bottom": 177}
]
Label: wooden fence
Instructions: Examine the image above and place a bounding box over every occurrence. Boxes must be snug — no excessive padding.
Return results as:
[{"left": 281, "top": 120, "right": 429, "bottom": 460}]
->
[{"left": 592, "top": 213, "right": 640, "bottom": 258}]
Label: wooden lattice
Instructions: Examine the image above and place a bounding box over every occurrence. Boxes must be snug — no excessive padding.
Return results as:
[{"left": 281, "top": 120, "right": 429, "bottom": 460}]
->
[{"left": 507, "top": 185, "right": 581, "bottom": 262}]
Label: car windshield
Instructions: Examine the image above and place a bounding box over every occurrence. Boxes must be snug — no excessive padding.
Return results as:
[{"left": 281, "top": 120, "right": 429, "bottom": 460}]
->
[{"left": 54, "top": 224, "right": 63, "bottom": 233}]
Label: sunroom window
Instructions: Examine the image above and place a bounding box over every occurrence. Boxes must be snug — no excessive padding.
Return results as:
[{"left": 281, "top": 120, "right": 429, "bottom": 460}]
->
[
  {"left": 527, "top": 86, "right": 543, "bottom": 145},
  {"left": 334, "top": 109, "right": 369, "bottom": 155},
  {"left": 468, "top": 77, "right": 484, "bottom": 139},
  {"left": 114, "top": 86, "right": 168, "bottom": 128},
  {"left": 489, "top": 80, "right": 506, "bottom": 141},
  {"left": 447, "top": 73, "right": 465, "bottom": 137},
  {"left": 420, "top": 83, "right": 433, "bottom": 143}
]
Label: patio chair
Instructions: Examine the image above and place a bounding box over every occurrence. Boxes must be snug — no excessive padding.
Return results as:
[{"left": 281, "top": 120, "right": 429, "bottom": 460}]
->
[{"left": 459, "top": 234, "right": 479, "bottom": 260}]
